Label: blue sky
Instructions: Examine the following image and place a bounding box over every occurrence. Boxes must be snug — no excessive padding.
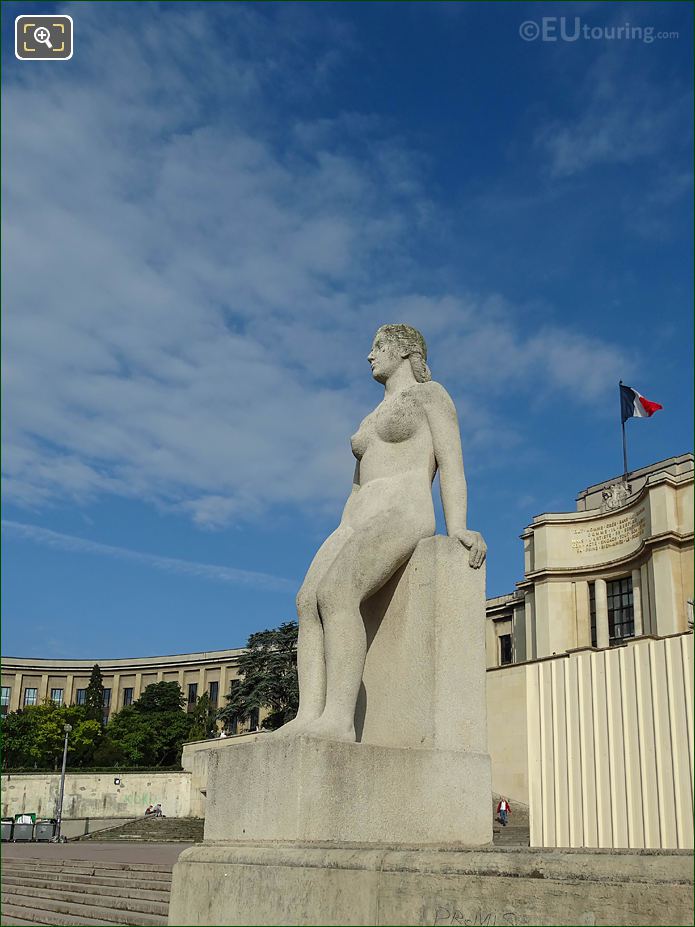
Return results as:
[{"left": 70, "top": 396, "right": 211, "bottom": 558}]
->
[{"left": 2, "top": 1, "right": 692, "bottom": 659}]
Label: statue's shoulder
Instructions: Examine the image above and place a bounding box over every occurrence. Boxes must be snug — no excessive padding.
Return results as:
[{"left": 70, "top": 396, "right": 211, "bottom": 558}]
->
[{"left": 413, "top": 380, "right": 455, "bottom": 411}]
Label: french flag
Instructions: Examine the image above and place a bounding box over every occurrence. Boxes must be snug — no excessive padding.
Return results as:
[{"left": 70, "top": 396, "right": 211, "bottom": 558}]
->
[{"left": 620, "top": 384, "right": 663, "bottom": 423}]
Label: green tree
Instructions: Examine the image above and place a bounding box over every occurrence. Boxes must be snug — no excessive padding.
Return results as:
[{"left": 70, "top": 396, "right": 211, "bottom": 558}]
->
[
  {"left": 84, "top": 664, "right": 104, "bottom": 724},
  {"left": 105, "top": 682, "right": 191, "bottom": 766},
  {"left": 102, "top": 709, "right": 153, "bottom": 766},
  {"left": 187, "top": 692, "right": 216, "bottom": 741},
  {"left": 0, "top": 703, "right": 101, "bottom": 769},
  {"left": 91, "top": 735, "right": 127, "bottom": 767},
  {"left": 1, "top": 709, "right": 35, "bottom": 768},
  {"left": 133, "top": 681, "right": 184, "bottom": 713},
  {"left": 62, "top": 709, "right": 102, "bottom": 767},
  {"left": 218, "top": 621, "right": 298, "bottom": 731}
]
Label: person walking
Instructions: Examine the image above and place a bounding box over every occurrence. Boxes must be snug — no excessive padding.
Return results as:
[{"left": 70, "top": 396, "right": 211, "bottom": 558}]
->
[{"left": 497, "top": 797, "right": 511, "bottom": 826}]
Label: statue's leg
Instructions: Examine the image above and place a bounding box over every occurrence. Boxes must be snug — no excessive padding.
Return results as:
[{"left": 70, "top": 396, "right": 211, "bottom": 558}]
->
[
  {"left": 303, "top": 519, "right": 425, "bottom": 742},
  {"left": 274, "top": 525, "right": 353, "bottom": 737}
]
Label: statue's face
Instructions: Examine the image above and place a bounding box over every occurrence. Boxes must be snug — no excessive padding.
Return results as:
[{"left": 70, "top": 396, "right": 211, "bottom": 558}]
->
[{"left": 367, "top": 334, "right": 402, "bottom": 383}]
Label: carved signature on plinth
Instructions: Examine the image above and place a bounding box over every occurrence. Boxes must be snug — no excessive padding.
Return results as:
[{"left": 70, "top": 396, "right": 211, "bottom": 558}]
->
[{"left": 433, "top": 909, "right": 530, "bottom": 926}]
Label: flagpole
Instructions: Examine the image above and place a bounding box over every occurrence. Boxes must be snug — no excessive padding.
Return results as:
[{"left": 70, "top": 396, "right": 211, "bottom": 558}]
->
[{"left": 619, "top": 380, "right": 628, "bottom": 482}]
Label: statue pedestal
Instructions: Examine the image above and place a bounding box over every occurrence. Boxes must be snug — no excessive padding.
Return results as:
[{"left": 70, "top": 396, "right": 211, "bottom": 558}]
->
[
  {"left": 357, "top": 535, "right": 488, "bottom": 753},
  {"left": 170, "top": 536, "right": 494, "bottom": 925},
  {"left": 204, "top": 735, "right": 491, "bottom": 845},
  {"left": 169, "top": 843, "right": 693, "bottom": 927}
]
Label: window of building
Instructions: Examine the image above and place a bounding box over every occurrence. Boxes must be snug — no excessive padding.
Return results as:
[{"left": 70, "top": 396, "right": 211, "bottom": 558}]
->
[
  {"left": 589, "top": 582, "right": 597, "bottom": 647},
  {"left": 103, "top": 709, "right": 110, "bottom": 725},
  {"left": 499, "top": 634, "right": 513, "bottom": 666},
  {"left": 1, "top": 687, "right": 10, "bottom": 715},
  {"left": 102, "top": 688, "right": 111, "bottom": 708},
  {"left": 208, "top": 681, "right": 219, "bottom": 705},
  {"left": 187, "top": 683, "right": 198, "bottom": 706},
  {"left": 608, "top": 577, "right": 634, "bottom": 645},
  {"left": 50, "top": 688, "right": 64, "bottom": 705},
  {"left": 122, "top": 687, "right": 134, "bottom": 707},
  {"left": 76, "top": 689, "right": 87, "bottom": 705},
  {"left": 23, "top": 688, "right": 38, "bottom": 706},
  {"left": 248, "top": 707, "right": 260, "bottom": 731}
]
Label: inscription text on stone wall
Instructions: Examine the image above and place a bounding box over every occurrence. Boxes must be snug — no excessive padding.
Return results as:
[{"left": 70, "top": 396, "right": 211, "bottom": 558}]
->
[{"left": 570, "top": 507, "right": 646, "bottom": 555}]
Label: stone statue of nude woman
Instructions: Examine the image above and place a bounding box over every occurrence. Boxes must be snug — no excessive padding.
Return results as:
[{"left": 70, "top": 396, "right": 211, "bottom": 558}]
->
[{"left": 277, "top": 324, "right": 486, "bottom": 743}]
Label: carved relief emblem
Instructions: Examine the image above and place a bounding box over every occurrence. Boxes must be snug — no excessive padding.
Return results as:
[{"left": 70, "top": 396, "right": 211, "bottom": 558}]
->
[{"left": 600, "top": 481, "right": 633, "bottom": 512}]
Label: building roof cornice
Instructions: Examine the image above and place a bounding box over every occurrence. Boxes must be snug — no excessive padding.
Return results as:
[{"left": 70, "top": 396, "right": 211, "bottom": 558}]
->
[
  {"left": 521, "top": 468, "right": 690, "bottom": 536},
  {"left": 1, "top": 648, "right": 245, "bottom": 674}
]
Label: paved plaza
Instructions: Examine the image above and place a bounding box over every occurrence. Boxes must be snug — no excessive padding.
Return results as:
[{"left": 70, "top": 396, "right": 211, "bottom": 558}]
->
[{"left": 2, "top": 839, "right": 191, "bottom": 865}]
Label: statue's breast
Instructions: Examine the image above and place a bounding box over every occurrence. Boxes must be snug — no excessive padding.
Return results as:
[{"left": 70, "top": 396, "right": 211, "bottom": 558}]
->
[
  {"left": 374, "top": 392, "right": 420, "bottom": 444},
  {"left": 350, "top": 415, "right": 374, "bottom": 460},
  {"left": 351, "top": 391, "right": 423, "bottom": 459}
]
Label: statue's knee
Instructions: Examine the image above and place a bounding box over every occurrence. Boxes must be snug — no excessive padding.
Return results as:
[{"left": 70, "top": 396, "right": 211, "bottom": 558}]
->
[
  {"left": 315, "top": 580, "right": 335, "bottom": 620},
  {"left": 316, "top": 579, "right": 349, "bottom": 621}
]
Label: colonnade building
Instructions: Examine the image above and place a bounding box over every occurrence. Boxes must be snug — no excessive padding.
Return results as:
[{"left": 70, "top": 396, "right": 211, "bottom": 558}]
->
[
  {"left": 2, "top": 454, "right": 693, "bottom": 849},
  {"left": 1, "top": 649, "right": 251, "bottom": 731}
]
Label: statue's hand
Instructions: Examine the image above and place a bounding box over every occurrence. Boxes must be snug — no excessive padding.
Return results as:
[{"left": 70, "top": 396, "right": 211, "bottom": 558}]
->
[{"left": 453, "top": 529, "right": 487, "bottom": 569}]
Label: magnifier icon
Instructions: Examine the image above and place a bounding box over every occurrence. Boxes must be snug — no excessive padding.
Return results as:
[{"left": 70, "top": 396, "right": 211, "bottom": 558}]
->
[{"left": 34, "top": 26, "right": 53, "bottom": 49}]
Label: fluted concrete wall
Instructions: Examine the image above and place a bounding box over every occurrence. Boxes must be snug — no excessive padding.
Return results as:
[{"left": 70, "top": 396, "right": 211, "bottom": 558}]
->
[{"left": 527, "top": 633, "right": 693, "bottom": 849}]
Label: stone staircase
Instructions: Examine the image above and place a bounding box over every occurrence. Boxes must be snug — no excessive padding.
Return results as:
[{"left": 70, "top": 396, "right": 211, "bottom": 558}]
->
[
  {"left": 75, "top": 808, "right": 523, "bottom": 846},
  {"left": 491, "top": 797, "right": 530, "bottom": 846},
  {"left": 0, "top": 858, "right": 172, "bottom": 926},
  {"left": 0, "top": 811, "right": 524, "bottom": 927},
  {"left": 78, "top": 816, "right": 204, "bottom": 843}
]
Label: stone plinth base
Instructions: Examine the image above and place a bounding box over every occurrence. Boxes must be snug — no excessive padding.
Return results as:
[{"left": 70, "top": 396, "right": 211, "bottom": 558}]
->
[
  {"left": 168, "top": 843, "right": 694, "bottom": 926},
  {"left": 204, "top": 735, "right": 492, "bottom": 845},
  {"left": 357, "top": 535, "right": 487, "bottom": 752}
]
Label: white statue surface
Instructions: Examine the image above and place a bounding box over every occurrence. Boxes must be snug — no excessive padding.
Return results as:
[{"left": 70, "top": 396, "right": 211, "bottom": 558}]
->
[
  {"left": 277, "top": 323, "right": 486, "bottom": 743},
  {"left": 169, "top": 326, "right": 495, "bottom": 925}
]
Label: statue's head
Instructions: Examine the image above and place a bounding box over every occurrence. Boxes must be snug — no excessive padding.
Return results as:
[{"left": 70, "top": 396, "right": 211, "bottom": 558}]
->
[{"left": 369, "top": 324, "right": 432, "bottom": 384}]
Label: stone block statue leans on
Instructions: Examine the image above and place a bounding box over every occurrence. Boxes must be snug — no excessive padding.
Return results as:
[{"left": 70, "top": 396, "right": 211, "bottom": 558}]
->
[{"left": 276, "top": 324, "right": 486, "bottom": 743}]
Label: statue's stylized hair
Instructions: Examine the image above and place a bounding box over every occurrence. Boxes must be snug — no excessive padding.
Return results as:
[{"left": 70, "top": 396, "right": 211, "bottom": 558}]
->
[{"left": 375, "top": 324, "right": 432, "bottom": 383}]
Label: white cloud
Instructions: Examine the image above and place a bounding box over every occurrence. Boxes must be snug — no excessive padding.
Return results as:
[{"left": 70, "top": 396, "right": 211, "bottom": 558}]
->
[
  {"left": 1, "top": 520, "right": 296, "bottom": 591},
  {"left": 535, "top": 36, "right": 692, "bottom": 178},
  {"left": 2, "top": 3, "right": 634, "bottom": 526},
  {"left": 363, "top": 293, "right": 631, "bottom": 401}
]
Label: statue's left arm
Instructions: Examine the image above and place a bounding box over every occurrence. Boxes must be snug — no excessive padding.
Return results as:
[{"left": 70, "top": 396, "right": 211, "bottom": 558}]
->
[{"left": 420, "top": 382, "right": 487, "bottom": 569}]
